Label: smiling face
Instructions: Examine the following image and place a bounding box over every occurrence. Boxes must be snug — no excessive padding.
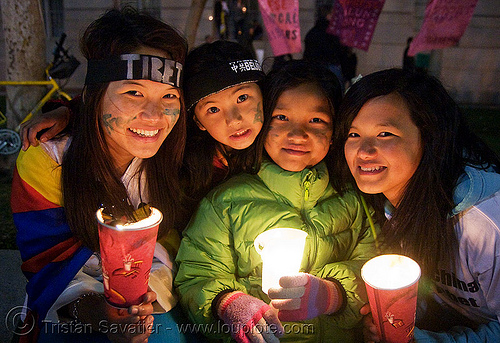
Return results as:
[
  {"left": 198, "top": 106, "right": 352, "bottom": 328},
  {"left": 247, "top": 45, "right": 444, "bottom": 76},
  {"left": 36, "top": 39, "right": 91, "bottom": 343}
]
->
[
  {"left": 344, "top": 93, "right": 423, "bottom": 206},
  {"left": 102, "top": 80, "right": 181, "bottom": 172},
  {"left": 264, "top": 83, "right": 333, "bottom": 172},
  {"left": 100, "top": 47, "right": 182, "bottom": 173},
  {"left": 193, "top": 82, "right": 263, "bottom": 150}
]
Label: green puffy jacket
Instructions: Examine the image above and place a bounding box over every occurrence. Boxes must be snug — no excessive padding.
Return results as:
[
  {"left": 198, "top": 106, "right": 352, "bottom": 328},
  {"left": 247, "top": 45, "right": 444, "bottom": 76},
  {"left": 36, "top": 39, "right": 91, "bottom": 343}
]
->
[{"left": 175, "top": 160, "right": 379, "bottom": 342}]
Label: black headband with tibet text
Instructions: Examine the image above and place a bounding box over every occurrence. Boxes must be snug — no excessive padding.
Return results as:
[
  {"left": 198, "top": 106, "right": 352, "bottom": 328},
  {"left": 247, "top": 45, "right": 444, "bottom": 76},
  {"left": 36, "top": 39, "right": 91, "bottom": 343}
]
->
[{"left": 85, "top": 54, "right": 183, "bottom": 87}]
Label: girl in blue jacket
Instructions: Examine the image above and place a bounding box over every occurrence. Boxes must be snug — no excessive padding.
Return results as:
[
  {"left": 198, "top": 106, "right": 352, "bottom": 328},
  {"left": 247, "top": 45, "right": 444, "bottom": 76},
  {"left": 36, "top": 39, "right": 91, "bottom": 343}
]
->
[
  {"left": 175, "top": 60, "right": 379, "bottom": 342},
  {"left": 333, "top": 68, "right": 500, "bottom": 342}
]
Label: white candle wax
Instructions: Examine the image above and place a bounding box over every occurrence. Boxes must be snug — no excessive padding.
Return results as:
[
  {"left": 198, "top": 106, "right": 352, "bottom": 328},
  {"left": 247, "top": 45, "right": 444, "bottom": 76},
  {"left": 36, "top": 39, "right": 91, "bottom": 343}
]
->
[{"left": 254, "top": 228, "right": 308, "bottom": 294}]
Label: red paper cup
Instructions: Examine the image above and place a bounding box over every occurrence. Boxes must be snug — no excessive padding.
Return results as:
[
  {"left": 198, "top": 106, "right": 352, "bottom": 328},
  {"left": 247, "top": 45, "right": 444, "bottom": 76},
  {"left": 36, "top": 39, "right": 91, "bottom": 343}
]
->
[
  {"left": 361, "top": 254, "right": 421, "bottom": 343},
  {"left": 96, "top": 207, "right": 162, "bottom": 308}
]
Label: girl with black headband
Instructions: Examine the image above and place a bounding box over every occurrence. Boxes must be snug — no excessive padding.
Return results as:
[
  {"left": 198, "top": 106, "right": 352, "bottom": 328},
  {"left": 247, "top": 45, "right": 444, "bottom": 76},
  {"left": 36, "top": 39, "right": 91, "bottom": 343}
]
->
[
  {"left": 20, "top": 40, "right": 267, "bottom": 233},
  {"left": 178, "top": 40, "right": 266, "bottom": 230},
  {"left": 11, "top": 8, "right": 202, "bottom": 343}
]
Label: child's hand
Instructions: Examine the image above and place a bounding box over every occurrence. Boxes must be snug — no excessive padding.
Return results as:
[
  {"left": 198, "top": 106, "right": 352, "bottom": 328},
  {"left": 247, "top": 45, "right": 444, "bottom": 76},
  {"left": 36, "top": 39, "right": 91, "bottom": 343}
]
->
[
  {"left": 74, "top": 290, "right": 157, "bottom": 343},
  {"left": 268, "top": 273, "right": 342, "bottom": 321},
  {"left": 360, "top": 303, "right": 380, "bottom": 343},
  {"left": 20, "top": 106, "right": 70, "bottom": 151},
  {"left": 127, "top": 288, "right": 157, "bottom": 319},
  {"left": 104, "top": 290, "right": 157, "bottom": 343},
  {"left": 217, "top": 291, "right": 284, "bottom": 343}
]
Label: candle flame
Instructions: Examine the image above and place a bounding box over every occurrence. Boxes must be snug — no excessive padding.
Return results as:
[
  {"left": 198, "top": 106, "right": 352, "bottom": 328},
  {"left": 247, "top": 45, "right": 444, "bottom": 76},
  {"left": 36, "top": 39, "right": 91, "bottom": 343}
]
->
[
  {"left": 362, "top": 254, "right": 421, "bottom": 290},
  {"left": 97, "top": 207, "right": 162, "bottom": 230}
]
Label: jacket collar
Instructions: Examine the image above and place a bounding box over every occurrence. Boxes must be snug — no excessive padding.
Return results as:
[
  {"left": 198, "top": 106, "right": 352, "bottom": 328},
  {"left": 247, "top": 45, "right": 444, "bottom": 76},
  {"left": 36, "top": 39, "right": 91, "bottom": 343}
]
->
[
  {"left": 384, "top": 166, "right": 500, "bottom": 218},
  {"left": 452, "top": 165, "right": 500, "bottom": 215},
  {"left": 257, "top": 159, "right": 331, "bottom": 209}
]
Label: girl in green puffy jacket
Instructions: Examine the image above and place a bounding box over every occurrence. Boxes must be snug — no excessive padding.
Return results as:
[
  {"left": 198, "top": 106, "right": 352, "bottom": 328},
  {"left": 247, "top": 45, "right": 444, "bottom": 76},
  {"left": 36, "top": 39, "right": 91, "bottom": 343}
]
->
[{"left": 175, "top": 59, "right": 379, "bottom": 342}]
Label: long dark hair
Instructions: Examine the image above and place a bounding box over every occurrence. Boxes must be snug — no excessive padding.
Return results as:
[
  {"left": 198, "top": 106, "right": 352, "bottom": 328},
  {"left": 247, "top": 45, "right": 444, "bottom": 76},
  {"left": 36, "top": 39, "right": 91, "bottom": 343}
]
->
[
  {"left": 178, "top": 41, "right": 263, "bottom": 228},
  {"left": 332, "top": 68, "right": 500, "bottom": 275},
  {"left": 62, "top": 7, "right": 187, "bottom": 251},
  {"left": 259, "top": 59, "right": 343, "bottom": 174}
]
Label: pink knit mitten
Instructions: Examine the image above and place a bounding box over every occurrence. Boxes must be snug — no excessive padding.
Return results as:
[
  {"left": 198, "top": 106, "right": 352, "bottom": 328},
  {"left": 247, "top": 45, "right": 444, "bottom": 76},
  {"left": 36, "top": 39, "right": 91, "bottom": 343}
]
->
[{"left": 218, "top": 291, "right": 284, "bottom": 343}]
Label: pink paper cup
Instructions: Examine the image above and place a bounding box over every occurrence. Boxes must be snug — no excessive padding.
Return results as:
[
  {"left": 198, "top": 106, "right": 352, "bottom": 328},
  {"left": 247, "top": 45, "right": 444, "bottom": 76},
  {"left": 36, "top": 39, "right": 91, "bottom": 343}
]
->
[
  {"left": 361, "top": 254, "right": 421, "bottom": 343},
  {"left": 96, "top": 207, "right": 162, "bottom": 308}
]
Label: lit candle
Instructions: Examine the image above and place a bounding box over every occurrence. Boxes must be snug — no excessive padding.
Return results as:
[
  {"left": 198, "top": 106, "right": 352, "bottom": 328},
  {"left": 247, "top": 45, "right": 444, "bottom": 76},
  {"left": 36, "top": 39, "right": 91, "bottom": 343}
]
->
[
  {"left": 254, "top": 228, "right": 308, "bottom": 294},
  {"left": 361, "top": 255, "right": 421, "bottom": 343},
  {"left": 96, "top": 207, "right": 162, "bottom": 307}
]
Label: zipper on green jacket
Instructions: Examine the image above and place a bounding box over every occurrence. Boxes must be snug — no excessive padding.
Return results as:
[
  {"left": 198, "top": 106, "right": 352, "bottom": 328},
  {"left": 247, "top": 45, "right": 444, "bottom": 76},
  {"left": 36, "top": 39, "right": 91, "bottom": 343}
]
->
[{"left": 303, "top": 171, "right": 313, "bottom": 201}]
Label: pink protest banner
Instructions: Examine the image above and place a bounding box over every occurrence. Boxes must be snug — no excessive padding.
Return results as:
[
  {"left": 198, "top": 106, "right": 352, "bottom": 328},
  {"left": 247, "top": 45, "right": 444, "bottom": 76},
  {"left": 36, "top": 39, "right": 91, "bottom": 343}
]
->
[
  {"left": 326, "top": 0, "right": 386, "bottom": 51},
  {"left": 258, "top": 0, "right": 301, "bottom": 56},
  {"left": 408, "top": 0, "right": 479, "bottom": 56}
]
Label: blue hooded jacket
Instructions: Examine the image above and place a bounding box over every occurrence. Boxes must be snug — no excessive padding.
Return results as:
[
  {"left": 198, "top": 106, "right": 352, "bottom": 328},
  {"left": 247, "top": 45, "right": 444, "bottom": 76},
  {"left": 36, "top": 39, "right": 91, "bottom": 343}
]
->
[{"left": 414, "top": 166, "right": 500, "bottom": 342}]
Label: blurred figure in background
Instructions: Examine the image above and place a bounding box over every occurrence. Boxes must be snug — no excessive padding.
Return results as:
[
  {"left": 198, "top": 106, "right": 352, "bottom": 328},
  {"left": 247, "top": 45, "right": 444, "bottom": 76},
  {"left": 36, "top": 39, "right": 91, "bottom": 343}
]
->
[
  {"left": 403, "top": 37, "right": 416, "bottom": 72},
  {"left": 304, "top": 4, "right": 345, "bottom": 92},
  {"left": 214, "top": 0, "right": 229, "bottom": 39}
]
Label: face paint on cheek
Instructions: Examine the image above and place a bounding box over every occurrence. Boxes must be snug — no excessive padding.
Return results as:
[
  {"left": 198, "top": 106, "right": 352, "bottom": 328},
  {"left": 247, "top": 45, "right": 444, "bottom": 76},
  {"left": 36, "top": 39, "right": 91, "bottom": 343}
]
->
[
  {"left": 102, "top": 113, "right": 120, "bottom": 134},
  {"left": 253, "top": 102, "right": 264, "bottom": 124},
  {"left": 267, "top": 125, "right": 280, "bottom": 138},
  {"left": 163, "top": 108, "right": 180, "bottom": 117},
  {"left": 311, "top": 127, "right": 332, "bottom": 143},
  {"left": 101, "top": 113, "right": 131, "bottom": 135}
]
